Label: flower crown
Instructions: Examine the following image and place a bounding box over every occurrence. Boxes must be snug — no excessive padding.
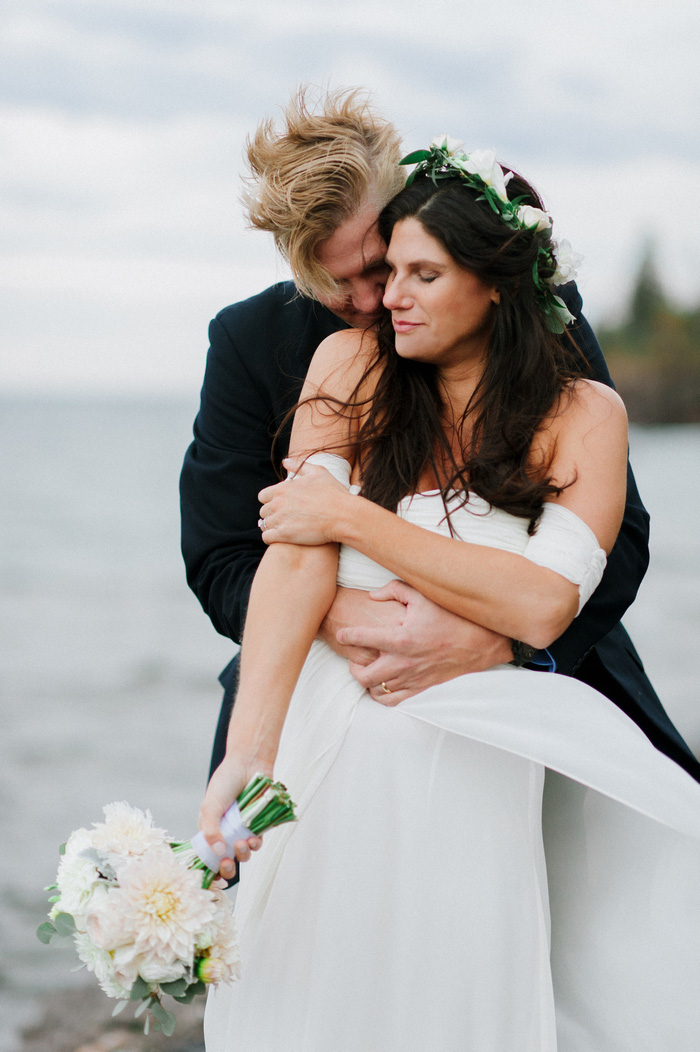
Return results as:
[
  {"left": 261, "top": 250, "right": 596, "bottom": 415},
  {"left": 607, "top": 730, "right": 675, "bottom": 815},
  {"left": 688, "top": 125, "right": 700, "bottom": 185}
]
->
[{"left": 399, "top": 136, "right": 582, "bottom": 334}]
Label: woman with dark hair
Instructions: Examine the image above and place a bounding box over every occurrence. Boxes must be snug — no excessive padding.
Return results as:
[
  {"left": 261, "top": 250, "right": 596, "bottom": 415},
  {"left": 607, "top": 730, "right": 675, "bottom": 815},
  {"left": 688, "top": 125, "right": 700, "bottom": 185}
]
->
[{"left": 202, "top": 141, "right": 700, "bottom": 1051}]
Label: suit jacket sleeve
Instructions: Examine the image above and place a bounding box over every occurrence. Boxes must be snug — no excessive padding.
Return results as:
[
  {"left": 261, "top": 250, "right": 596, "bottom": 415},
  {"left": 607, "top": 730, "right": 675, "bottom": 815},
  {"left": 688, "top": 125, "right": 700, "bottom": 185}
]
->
[
  {"left": 545, "top": 283, "right": 651, "bottom": 675},
  {"left": 179, "top": 311, "right": 276, "bottom": 643},
  {"left": 180, "top": 286, "right": 342, "bottom": 644}
]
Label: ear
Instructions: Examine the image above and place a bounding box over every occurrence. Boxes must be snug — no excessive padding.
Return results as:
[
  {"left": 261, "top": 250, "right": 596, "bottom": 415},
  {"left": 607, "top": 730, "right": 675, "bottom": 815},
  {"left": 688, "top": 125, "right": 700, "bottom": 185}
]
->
[{"left": 490, "top": 288, "right": 501, "bottom": 305}]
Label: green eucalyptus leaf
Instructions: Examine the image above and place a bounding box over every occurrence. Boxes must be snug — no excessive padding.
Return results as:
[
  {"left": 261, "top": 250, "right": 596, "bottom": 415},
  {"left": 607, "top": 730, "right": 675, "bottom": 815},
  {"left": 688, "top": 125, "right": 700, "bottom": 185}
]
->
[
  {"left": 36, "top": 922, "right": 57, "bottom": 944},
  {"left": 53, "top": 913, "right": 76, "bottom": 936},
  {"left": 160, "top": 979, "right": 189, "bottom": 997},
  {"left": 172, "top": 987, "right": 197, "bottom": 1004},
  {"left": 151, "top": 1000, "right": 177, "bottom": 1036},
  {"left": 111, "top": 1000, "right": 129, "bottom": 1017},
  {"left": 134, "top": 998, "right": 150, "bottom": 1018},
  {"left": 130, "top": 977, "right": 151, "bottom": 1001},
  {"left": 59, "top": 843, "right": 67, "bottom": 856}
]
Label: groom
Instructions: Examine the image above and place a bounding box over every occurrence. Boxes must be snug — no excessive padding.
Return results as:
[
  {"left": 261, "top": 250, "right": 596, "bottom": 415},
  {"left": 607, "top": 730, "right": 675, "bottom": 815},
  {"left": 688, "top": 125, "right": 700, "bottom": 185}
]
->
[{"left": 180, "top": 88, "right": 700, "bottom": 874}]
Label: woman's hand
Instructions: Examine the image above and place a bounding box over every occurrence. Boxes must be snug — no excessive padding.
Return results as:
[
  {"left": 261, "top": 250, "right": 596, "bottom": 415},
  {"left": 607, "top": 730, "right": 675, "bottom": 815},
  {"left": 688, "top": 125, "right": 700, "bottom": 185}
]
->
[
  {"left": 258, "top": 457, "right": 352, "bottom": 546},
  {"left": 198, "top": 754, "right": 268, "bottom": 880}
]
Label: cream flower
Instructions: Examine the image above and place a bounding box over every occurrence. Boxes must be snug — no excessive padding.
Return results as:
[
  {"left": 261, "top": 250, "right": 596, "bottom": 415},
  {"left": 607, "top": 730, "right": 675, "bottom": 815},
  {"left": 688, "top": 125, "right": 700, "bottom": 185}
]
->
[
  {"left": 197, "top": 890, "right": 241, "bottom": 985},
  {"left": 137, "top": 954, "right": 188, "bottom": 985},
  {"left": 90, "top": 801, "right": 169, "bottom": 873},
  {"left": 430, "top": 134, "right": 465, "bottom": 156},
  {"left": 86, "top": 888, "right": 133, "bottom": 951},
  {"left": 550, "top": 239, "right": 584, "bottom": 286},
  {"left": 53, "top": 844, "right": 102, "bottom": 926},
  {"left": 74, "top": 932, "right": 131, "bottom": 1000},
  {"left": 462, "top": 148, "right": 513, "bottom": 202},
  {"left": 516, "top": 205, "right": 552, "bottom": 233},
  {"left": 104, "top": 849, "right": 217, "bottom": 965}
]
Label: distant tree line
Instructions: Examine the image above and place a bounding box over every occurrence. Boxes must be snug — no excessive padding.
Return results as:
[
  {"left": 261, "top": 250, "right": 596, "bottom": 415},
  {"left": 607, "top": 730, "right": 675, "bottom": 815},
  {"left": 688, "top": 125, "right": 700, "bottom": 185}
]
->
[{"left": 595, "top": 249, "right": 700, "bottom": 423}]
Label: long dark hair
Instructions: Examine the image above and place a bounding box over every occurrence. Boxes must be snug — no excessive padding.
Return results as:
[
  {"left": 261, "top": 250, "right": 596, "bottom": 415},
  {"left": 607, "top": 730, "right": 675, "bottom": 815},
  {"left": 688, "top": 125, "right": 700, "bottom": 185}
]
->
[{"left": 352, "top": 171, "right": 585, "bottom": 527}]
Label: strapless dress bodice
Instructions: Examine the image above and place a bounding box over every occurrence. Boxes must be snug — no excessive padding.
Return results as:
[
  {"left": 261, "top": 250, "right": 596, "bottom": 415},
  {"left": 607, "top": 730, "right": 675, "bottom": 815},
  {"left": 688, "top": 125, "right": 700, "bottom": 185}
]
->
[{"left": 337, "top": 490, "right": 531, "bottom": 590}]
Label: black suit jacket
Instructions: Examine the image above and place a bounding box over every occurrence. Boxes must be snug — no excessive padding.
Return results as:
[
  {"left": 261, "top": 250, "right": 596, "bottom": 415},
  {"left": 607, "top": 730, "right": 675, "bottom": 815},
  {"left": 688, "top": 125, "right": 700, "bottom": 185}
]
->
[{"left": 180, "top": 281, "right": 700, "bottom": 783}]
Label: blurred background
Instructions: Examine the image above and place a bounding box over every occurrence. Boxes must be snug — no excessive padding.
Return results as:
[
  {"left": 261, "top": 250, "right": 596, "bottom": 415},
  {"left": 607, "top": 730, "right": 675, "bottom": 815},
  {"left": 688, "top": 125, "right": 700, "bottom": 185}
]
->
[{"left": 1, "top": 0, "right": 699, "bottom": 1048}]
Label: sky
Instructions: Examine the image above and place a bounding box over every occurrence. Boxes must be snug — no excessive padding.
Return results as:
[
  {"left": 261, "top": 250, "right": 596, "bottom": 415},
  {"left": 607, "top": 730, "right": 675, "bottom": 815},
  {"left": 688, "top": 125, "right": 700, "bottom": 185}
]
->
[{"left": 2, "top": 0, "right": 699, "bottom": 393}]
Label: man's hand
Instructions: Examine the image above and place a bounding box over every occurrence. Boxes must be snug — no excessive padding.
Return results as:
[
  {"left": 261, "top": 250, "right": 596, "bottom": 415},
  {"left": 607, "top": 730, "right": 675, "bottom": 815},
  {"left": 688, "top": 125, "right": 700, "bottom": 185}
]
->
[{"left": 320, "top": 581, "right": 514, "bottom": 706}]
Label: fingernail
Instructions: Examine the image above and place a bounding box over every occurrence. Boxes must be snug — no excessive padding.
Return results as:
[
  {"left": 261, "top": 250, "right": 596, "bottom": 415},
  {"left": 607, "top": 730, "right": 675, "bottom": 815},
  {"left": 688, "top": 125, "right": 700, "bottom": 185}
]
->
[{"left": 212, "top": 841, "right": 226, "bottom": 858}]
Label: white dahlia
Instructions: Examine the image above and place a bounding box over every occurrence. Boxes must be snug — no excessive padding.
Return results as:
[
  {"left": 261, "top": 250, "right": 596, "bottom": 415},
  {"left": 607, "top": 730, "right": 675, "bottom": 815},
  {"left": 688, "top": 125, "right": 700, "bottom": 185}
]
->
[
  {"left": 90, "top": 801, "right": 169, "bottom": 873},
  {"left": 106, "top": 848, "right": 217, "bottom": 965}
]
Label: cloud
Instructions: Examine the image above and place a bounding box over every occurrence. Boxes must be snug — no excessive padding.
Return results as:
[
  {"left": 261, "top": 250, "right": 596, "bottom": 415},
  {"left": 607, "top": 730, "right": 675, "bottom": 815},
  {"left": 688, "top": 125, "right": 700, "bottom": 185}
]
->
[{"left": 1, "top": 0, "right": 700, "bottom": 390}]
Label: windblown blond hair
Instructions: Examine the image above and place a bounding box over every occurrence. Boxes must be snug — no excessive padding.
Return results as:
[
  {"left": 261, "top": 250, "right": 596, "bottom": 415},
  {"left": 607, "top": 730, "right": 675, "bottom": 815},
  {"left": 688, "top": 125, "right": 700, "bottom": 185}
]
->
[{"left": 243, "top": 86, "right": 404, "bottom": 300}]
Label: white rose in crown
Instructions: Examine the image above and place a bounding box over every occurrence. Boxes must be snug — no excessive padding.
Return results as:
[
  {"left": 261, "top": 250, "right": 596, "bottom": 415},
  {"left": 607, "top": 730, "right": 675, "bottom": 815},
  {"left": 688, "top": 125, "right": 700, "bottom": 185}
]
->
[
  {"left": 462, "top": 148, "right": 512, "bottom": 202},
  {"left": 516, "top": 205, "right": 552, "bottom": 233},
  {"left": 431, "top": 134, "right": 465, "bottom": 156},
  {"left": 550, "top": 239, "right": 584, "bottom": 285}
]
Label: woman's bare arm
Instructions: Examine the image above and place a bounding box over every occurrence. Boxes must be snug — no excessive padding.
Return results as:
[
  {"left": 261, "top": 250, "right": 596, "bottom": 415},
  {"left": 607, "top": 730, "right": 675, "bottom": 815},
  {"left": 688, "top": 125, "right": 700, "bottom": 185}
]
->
[
  {"left": 198, "top": 330, "right": 379, "bottom": 859},
  {"left": 260, "top": 380, "right": 629, "bottom": 651}
]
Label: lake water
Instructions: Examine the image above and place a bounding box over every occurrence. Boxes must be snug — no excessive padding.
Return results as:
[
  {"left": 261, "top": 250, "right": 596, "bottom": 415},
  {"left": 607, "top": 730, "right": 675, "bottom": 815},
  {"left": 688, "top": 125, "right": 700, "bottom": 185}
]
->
[{"left": 1, "top": 398, "right": 698, "bottom": 1050}]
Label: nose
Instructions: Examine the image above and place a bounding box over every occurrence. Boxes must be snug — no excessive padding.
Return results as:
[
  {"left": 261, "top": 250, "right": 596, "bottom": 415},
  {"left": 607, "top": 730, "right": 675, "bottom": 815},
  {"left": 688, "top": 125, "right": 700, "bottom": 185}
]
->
[
  {"left": 350, "top": 277, "right": 384, "bottom": 317},
  {"left": 382, "top": 274, "right": 410, "bottom": 312}
]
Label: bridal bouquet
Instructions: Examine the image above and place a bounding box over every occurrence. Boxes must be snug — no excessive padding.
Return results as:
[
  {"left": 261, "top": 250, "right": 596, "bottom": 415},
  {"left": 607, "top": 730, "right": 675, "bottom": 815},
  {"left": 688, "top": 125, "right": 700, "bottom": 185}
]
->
[{"left": 37, "top": 775, "right": 296, "bottom": 1036}]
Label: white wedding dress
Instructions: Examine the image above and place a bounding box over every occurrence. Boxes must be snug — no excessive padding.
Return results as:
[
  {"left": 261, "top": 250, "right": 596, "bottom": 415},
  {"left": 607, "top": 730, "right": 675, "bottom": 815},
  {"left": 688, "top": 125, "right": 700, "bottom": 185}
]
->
[{"left": 205, "top": 456, "right": 700, "bottom": 1052}]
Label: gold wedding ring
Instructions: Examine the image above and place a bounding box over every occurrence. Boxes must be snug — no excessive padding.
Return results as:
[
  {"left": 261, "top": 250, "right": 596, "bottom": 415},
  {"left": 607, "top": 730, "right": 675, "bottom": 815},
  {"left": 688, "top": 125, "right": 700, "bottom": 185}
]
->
[{"left": 380, "top": 682, "right": 392, "bottom": 694}]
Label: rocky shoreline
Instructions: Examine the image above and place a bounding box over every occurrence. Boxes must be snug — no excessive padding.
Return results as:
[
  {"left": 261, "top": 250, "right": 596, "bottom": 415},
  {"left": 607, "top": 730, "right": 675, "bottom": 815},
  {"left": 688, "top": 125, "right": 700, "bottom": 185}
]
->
[{"left": 18, "top": 986, "right": 204, "bottom": 1052}]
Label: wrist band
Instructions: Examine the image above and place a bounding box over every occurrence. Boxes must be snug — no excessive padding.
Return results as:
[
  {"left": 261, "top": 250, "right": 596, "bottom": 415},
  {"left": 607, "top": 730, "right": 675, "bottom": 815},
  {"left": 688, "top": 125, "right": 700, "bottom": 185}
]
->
[{"left": 510, "top": 639, "right": 538, "bottom": 667}]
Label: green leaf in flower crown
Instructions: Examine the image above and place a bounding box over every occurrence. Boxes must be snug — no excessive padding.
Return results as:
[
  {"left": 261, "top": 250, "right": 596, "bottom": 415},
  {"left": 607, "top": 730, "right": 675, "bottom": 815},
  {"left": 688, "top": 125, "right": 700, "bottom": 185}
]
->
[
  {"left": 151, "top": 1000, "right": 177, "bottom": 1036},
  {"left": 130, "top": 977, "right": 151, "bottom": 1001},
  {"left": 545, "top": 312, "right": 565, "bottom": 334},
  {"left": 160, "top": 979, "right": 189, "bottom": 997},
  {"left": 59, "top": 843, "right": 66, "bottom": 856},
  {"left": 36, "top": 921, "right": 57, "bottom": 944},
  {"left": 53, "top": 913, "right": 76, "bottom": 936},
  {"left": 399, "top": 150, "right": 430, "bottom": 165},
  {"left": 111, "top": 1000, "right": 129, "bottom": 1017}
]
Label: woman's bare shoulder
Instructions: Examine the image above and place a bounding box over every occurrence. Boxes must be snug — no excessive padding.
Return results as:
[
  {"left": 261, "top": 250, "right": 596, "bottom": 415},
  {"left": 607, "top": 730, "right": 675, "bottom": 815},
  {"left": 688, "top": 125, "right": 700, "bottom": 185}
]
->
[
  {"left": 304, "top": 328, "right": 380, "bottom": 397},
  {"left": 567, "top": 377, "right": 626, "bottom": 417},
  {"left": 550, "top": 378, "right": 628, "bottom": 439}
]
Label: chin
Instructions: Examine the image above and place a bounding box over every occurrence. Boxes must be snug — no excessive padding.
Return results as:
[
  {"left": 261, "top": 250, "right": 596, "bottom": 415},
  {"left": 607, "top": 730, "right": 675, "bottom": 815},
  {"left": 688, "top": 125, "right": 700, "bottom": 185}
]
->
[{"left": 338, "top": 312, "right": 381, "bottom": 329}]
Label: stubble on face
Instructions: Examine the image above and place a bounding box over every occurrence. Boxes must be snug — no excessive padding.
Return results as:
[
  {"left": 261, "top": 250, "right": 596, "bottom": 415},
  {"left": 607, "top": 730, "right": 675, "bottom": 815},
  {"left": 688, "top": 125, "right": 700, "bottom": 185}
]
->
[{"left": 313, "top": 202, "right": 389, "bottom": 328}]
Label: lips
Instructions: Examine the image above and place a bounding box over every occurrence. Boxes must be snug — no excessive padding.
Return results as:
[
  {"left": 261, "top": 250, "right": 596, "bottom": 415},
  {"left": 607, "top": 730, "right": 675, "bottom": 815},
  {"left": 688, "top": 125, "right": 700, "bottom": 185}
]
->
[{"left": 392, "top": 320, "right": 421, "bottom": 333}]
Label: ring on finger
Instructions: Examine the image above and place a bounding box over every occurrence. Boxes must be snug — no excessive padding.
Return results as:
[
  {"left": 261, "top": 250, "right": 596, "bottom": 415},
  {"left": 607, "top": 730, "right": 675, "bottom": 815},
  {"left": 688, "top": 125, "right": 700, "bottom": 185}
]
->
[
  {"left": 380, "top": 681, "right": 392, "bottom": 694},
  {"left": 258, "top": 517, "right": 267, "bottom": 531}
]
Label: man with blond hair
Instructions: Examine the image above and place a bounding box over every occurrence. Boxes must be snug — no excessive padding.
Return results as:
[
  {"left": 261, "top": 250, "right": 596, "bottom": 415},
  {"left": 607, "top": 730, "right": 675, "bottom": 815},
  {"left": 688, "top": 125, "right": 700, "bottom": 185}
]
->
[{"left": 180, "top": 87, "right": 698, "bottom": 877}]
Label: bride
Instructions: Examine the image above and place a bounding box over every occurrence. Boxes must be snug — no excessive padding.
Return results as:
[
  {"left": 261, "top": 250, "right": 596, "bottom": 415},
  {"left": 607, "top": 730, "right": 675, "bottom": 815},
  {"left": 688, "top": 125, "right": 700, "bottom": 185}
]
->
[{"left": 200, "top": 140, "right": 700, "bottom": 1051}]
